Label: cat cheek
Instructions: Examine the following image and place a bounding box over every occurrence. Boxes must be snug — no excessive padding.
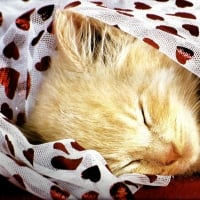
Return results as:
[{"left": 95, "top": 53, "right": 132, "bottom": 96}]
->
[{"left": 133, "top": 129, "right": 152, "bottom": 147}]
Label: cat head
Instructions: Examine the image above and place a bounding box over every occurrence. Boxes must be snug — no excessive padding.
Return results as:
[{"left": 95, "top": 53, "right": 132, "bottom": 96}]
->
[{"left": 50, "top": 10, "right": 200, "bottom": 176}]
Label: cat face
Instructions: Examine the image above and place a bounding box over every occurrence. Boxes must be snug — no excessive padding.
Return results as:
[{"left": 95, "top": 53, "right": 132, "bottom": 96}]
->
[
  {"left": 117, "top": 68, "right": 200, "bottom": 175},
  {"left": 24, "top": 10, "right": 200, "bottom": 176},
  {"left": 89, "top": 61, "right": 200, "bottom": 176}
]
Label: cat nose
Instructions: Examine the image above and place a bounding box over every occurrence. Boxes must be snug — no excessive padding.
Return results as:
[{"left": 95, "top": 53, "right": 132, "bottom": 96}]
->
[{"left": 164, "top": 144, "right": 180, "bottom": 165}]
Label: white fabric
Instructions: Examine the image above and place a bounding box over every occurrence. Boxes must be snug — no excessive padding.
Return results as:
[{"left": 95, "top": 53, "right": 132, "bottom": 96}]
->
[{"left": 1, "top": 0, "right": 199, "bottom": 199}]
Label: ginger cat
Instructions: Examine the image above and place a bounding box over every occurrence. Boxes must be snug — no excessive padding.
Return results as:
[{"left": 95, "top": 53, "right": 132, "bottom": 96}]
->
[{"left": 22, "top": 10, "right": 200, "bottom": 176}]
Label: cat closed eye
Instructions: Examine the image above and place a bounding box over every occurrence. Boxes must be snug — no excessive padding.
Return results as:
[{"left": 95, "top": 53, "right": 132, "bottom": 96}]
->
[{"left": 141, "top": 106, "right": 150, "bottom": 127}]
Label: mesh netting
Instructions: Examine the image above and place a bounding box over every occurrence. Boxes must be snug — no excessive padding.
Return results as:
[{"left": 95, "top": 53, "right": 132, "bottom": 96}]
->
[{"left": 0, "top": 0, "right": 199, "bottom": 199}]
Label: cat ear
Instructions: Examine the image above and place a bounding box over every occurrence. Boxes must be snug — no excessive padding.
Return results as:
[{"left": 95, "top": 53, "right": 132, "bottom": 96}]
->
[
  {"left": 54, "top": 10, "right": 105, "bottom": 72},
  {"left": 54, "top": 10, "right": 133, "bottom": 72}
]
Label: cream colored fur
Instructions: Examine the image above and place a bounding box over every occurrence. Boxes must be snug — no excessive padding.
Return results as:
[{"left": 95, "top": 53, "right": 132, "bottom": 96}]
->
[{"left": 23, "top": 10, "right": 200, "bottom": 176}]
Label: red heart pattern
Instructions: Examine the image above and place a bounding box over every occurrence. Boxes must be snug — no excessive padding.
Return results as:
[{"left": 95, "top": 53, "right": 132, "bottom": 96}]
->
[
  {"left": 53, "top": 142, "right": 69, "bottom": 154},
  {"left": 23, "top": 148, "right": 34, "bottom": 165},
  {"left": 146, "top": 14, "right": 164, "bottom": 21},
  {"left": 47, "top": 21, "right": 54, "bottom": 34},
  {"left": 64, "top": 1, "right": 82, "bottom": 9},
  {"left": 182, "top": 24, "right": 199, "bottom": 37},
  {"left": 31, "top": 30, "right": 45, "bottom": 46},
  {"left": 71, "top": 141, "right": 85, "bottom": 151},
  {"left": 16, "top": 112, "right": 26, "bottom": 126},
  {"left": 143, "top": 38, "right": 159, "bottom": 49},
  {"left": 146, "top": 175, "right": 157, "bottom": 183},
  {"left": 110, "top": 182, "right": 134, "bottom": 200},
  {"left": 91, "top": 1, "right": 103, "bottom": 6},
  {"left": 50, "top": 185, "right": 70, "bottom": 200},
  {"left": 167, "top": 12, "right": 196, "bottom": 19},
  {"left": 82, "top": 165, "right": 101, "bottom": 183},
  {"left": 156, "top": 25, "right": 180, "bottom": 37},
  {"left": 15, "top": 9, "right": 35, "bottom": 31},
  {"left": 3, "top": 41, "right": 19, "bottom": 60},
  {"left": 175, "top": 0, "right": 193, "bottom": 8},
  {"left": 176, "top": 46, "right": 194, "bottom": 64},
  {"left": 51, "top": 156, "right": 83, "bottom": 170},
  {"left": 0, "top": 68, "right": 20, "bottom": 99},
  {"left": 35, "top": 56, "right": 51, "bottom": 71},
  {"left": 82, "top": 191, "right": 99, "bottom": 200},
  {"left": 13, "top": 174, "right": 26, "bottom": 189},
  {"left": 37, "top": 5, "right": 55, "bottom": 21},
  {"left": 5, "top": 135, "right": 15, "bottom": 157},
  {"left": 134, "top": 2, "right": 151, "bottom": 9},
  {"left": 0, "top": 1, "right": 199, "bottom": 199},
  {"left": 1, "top": 103, "right": 13, "bottom": 120}
]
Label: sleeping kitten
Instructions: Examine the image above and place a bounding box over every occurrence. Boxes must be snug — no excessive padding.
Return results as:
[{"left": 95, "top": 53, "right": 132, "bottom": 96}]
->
[{"left": 22, "top": 10, "right": 200, "bottom": 176}]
